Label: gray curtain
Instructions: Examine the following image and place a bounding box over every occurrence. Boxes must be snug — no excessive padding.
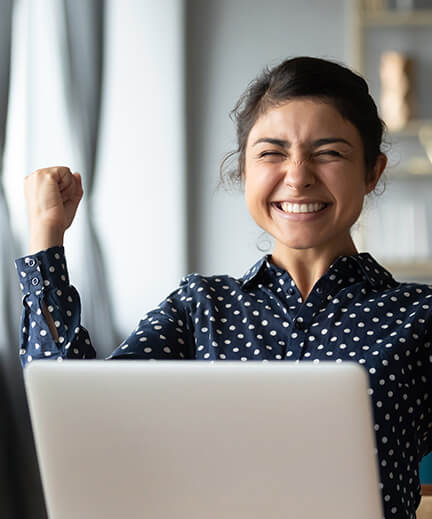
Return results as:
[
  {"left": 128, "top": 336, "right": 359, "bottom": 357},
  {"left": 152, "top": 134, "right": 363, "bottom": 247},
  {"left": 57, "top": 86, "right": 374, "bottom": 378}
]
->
[
  {"left": 0, "top": 1, "right": 47, "bottom": 518},
  {"left": 0, "top": 0, "right": 17, "bottom": 349},
  {"left": 0, "top": 3, "right": 118, "bottom": 518},
  {"left": 63, "top": 0, "right": 119, "bottom": 357}
]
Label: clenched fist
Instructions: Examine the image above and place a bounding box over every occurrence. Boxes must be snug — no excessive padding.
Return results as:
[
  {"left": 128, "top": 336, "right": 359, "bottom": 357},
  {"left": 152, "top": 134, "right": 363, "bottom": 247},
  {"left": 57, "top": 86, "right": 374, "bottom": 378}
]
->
[{"left": 25, "top": 166, "right": 83, "bottom": 254}]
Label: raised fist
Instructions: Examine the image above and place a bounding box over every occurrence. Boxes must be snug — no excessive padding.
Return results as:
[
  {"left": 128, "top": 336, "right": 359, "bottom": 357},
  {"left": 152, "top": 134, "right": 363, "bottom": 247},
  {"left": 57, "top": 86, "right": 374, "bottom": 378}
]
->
[{"left": 24, "top": 166, "right": 83, "bottom": 253}]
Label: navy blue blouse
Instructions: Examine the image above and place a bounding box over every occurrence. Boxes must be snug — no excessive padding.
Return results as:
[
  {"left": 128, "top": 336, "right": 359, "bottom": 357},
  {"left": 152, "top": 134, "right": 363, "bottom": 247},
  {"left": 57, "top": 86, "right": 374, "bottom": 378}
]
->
[{"left": 15, "top": 246, "right": 432, "bottom": 519}]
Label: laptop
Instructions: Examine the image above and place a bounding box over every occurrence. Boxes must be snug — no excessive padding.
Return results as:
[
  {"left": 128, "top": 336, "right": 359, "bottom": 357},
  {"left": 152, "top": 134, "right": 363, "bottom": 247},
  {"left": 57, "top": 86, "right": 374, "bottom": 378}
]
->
[{"left": 24, "top": 360, "right": 384, "bottom": 519}]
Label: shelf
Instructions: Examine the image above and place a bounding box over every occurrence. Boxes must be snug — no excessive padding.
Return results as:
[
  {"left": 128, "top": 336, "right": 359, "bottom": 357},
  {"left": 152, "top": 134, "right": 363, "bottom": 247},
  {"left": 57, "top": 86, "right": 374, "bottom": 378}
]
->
[
  {"left": 422, "top": 485, "right": 432, "bottom": 497},
  {"left": 351, "top": 0, "right": 432, "bottom": 265},
  {"left": 364, "top": 9, "right": 432, "bottom": 26},
  {"left": 386, "top": 122, "right": 432, "bottom": 177},
  {"left": 387, "top": 120, "right": 432, "bottom": 137},
  {"left": 389, "top": 168, "right": 432, "bottom": 178},
  {"left": 388, "top": 157, "right": 432, "bottom": 178},
  {"left": 381, "top": 260, "right": 432, "bottom": 279}
]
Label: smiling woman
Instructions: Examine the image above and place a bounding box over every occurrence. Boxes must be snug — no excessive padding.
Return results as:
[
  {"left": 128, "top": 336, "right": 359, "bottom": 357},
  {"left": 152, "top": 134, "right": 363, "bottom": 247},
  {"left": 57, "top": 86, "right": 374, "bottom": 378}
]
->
[
  {"left": 244, "top": 100, "right": 383, "bottom": 296},
  {"left": 15, "top": 56, "right": 432, "bottom": 519},
  {"left": 221, "top": 57, "right": 387, "bottom": 299}
]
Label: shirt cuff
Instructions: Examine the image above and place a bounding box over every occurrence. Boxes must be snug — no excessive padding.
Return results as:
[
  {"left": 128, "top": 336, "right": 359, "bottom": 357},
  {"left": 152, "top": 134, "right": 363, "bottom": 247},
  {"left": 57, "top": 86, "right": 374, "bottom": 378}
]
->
[{"left": 15, "top": 246, "right": 70, "bottom": 296}]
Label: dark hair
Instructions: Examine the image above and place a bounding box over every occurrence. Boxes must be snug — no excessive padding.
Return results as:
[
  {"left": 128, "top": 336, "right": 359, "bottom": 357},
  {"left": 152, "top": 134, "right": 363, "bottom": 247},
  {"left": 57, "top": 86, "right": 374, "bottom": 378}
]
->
[{"left": 220, "top": 56, "right": 386, "bottom": 188}]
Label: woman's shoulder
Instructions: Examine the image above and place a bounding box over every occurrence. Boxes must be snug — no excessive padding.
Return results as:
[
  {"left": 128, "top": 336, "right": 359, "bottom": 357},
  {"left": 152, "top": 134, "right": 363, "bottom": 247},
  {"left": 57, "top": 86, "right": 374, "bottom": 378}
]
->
[
  {"left": 178, "top": 256, "right": 266, "bottom": 289},
  {"left": 380, "top": 279, "right": 432, "bottom": 322},
  {"left": 360, "top": 253, "right": 432, "bottom": 298},
  {"left": 390, "top": 278, "right": 432, "bottom": 295},
  {"left": 179, "top": 256, "right": 267, "bottom": 292},
  {"left": 179, "top": 271, "right": 243, "bottom": 292}
]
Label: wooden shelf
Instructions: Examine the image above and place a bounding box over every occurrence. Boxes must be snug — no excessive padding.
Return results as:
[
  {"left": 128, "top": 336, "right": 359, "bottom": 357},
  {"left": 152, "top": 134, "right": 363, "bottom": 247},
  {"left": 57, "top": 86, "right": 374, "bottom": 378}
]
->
[
  {"left": 419, "top": 487, "right": 432, "bottom": 519},
  {"left": 351, "top": 0, "right": 432, "bottom": 264},
  {"left": 422, "top": 485, "right": 432, "bottom": 496},
  {"left": 389, "top": 157, "right": 432, "bottom": 177},
  {"left": 364, "top": 9, "right": 432, "bottom": 26},
  {"left": 388, "top": 119, "right": 432, "bottom": 137},
  {"left": 390, "top": 168, "right": 432, "bottom": 178},
  {"left": 418, "top": 498, "right": 432, "bottom": 519},
  {"left": 381, "top": 260, "right": 432, "bottom": 279}
]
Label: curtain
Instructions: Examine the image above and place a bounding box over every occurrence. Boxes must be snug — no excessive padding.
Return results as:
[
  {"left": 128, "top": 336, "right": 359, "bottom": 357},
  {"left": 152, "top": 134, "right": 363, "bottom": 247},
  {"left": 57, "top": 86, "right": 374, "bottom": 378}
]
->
[
  {"left": 0, "top": 1, "right": 21, "bottom": 517},
  {"left": 0, "top": 1, "right": 186, "bottom": 515},
  {"left": 0, "top": 0, "right": 17, "bottom": 349},
  {"left": 0, "top": 2, "right": 44, "bottom": 518},
  {"left": 62, "top": 0, "right": 119, "bottom": 357},
  {"left": 0, "top": 1, "right": 117, "bottom": 517}
]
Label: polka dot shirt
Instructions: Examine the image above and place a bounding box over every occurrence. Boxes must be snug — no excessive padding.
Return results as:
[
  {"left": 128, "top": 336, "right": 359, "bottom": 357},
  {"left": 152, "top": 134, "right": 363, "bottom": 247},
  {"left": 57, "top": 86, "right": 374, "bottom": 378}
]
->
[{"left": 15, "top": 246, "right": 432, "bottom": 519}]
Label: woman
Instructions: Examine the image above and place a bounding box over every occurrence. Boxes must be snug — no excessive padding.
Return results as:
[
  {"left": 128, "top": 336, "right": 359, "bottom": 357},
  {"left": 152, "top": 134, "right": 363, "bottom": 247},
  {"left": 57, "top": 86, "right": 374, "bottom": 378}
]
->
[{"left": 16, "top": 56, "right": 432, "bottom": 519}]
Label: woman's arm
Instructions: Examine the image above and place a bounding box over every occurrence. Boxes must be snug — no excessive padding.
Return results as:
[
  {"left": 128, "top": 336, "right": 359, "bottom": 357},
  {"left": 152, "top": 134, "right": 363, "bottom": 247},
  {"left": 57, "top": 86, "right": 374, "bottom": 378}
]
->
[
  {"left": 16, "top": 245, "right": 96, "bottom": 366},
  {"left": 17, "top": 166, "right": 195, "bottom": 366},
  {"left": 16, "top": 245, "right": 196, "bottom": 366},
  {"left": 18, "top": 167, "right": 89, "bottom": 365}
]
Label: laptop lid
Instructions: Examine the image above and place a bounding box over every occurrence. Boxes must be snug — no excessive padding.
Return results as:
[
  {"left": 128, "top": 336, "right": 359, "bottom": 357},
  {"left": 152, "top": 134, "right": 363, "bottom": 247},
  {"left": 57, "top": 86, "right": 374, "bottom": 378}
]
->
[{"left": 24, "top": 360, "right": 383, "bottom": 519}]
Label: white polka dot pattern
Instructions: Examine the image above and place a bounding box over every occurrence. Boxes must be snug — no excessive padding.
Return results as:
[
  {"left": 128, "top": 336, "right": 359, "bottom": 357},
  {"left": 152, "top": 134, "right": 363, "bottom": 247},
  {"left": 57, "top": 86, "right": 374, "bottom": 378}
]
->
[
  {"left": 15, "top": 247, "right": 432, "bottom": 519},
  {"left": 16, "top": 247, "right": 94, "bottom": 363}
]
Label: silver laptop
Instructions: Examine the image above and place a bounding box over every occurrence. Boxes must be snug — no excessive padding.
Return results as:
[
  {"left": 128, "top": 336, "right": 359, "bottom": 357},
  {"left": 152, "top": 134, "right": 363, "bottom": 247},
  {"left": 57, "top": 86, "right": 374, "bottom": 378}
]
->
[{"left": 24, "top": 360, "right": 383, "bottom": 519}]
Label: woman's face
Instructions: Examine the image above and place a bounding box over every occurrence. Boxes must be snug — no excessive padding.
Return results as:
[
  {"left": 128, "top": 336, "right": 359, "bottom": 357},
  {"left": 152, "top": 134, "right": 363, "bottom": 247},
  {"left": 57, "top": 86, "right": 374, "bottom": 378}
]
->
[{"left": 244, "top": 98, "right": 384, "bottom": 258}]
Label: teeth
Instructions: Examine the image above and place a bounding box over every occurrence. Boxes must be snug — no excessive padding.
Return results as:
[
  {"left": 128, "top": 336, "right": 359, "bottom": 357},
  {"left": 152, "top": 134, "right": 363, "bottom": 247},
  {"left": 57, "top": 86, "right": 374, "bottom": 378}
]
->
[{"left": 279, "top": 202, "right": 326, "bottom": 214}]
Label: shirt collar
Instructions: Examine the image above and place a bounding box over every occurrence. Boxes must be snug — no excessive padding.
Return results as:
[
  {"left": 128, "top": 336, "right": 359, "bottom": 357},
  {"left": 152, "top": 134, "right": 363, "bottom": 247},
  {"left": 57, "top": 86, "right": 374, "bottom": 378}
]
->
[
  {"left": 344, "top": 252, "right": 397, "bottom": 288},
  {"left": 239, "top": 255, "right": 272, "bottom": 288},
  {"left": 240, "top": 253, "right": 397, "bottom": 289}
]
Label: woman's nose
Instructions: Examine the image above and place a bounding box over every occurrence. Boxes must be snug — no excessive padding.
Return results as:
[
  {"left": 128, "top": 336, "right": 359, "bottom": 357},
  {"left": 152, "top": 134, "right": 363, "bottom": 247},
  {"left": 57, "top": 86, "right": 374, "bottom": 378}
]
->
[{"left": 283, "top": 158, "right": 316, "bottom": 189}]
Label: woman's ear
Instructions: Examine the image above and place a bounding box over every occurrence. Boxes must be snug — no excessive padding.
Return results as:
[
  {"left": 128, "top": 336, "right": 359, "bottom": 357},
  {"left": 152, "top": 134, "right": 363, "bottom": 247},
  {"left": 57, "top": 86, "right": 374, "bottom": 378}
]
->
[{"left": 366, "top": 153, "right": 387, "bottom": 194}]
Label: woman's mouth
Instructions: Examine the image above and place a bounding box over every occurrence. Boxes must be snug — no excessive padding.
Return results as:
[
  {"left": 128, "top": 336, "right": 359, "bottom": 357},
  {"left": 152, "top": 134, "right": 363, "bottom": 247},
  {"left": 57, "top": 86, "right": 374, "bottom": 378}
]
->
[{"left": 272, "top": 201, "right": 329, "bottom": 214}]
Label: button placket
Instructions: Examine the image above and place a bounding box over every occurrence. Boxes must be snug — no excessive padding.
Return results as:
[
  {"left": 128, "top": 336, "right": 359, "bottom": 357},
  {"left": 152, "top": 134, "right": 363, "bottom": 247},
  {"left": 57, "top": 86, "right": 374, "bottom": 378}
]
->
[
  {"left": 24, "top": 257, "right": 36, "bottom": 267},
  {"left": 22, "top": 256, "right": 43, "bottom": 289},
  {"left": 289, "top": 287, "right": 324, "bottom": 357},
  {"left": 294, "top": 317, "right": 305, "bottom": 330}
]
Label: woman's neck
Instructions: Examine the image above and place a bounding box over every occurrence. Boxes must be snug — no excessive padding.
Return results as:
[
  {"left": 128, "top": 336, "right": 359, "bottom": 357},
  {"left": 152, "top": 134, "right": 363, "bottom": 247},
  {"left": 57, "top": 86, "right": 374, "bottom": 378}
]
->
[{"left": 271, "top": 237, "right": 358, "bottom": 301}]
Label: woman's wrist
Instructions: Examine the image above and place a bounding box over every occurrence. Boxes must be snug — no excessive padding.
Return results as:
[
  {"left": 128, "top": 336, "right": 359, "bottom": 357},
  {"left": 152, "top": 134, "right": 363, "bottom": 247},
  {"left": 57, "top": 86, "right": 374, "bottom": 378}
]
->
[{"left": 29, "top": 227, "right": 64, "bottom": 255}]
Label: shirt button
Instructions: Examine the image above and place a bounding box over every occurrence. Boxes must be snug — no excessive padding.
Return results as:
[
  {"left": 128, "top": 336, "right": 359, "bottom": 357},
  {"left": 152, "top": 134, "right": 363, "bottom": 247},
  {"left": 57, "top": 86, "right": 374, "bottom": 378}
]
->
[
  {"left": 294, "top": 318, "right": 305, "bottom": 330},
  {"left": 31, "top": 277, "right": 40, "bottom": 286},
  {"left": 288, "top": 288, "right": 295, "bottom": 295},
  {"left": 317, "top": 287, "right": 322, "bottom": 294},
  {"left": 25, "top": 258, "right": 36, "bottom": 267}
]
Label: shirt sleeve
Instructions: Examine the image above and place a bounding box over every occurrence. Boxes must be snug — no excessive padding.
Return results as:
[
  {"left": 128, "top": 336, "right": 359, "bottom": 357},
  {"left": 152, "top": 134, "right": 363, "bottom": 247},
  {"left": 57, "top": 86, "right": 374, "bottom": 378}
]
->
[
  {"left": 15, "top": 246, "right": 96, "bottom": 367},
  {"left": 15, "top": 247, "right": 197, "bottom": 367},
  {"left": 108, "top": 278, "right": 196, "bottom": 360},
  {"left": 416, "top": 326, "right": 432, "bottom": 458}
]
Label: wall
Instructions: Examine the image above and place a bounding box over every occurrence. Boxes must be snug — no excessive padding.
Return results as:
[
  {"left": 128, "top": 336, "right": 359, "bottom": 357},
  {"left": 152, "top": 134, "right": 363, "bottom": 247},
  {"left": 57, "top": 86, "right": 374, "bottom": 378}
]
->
[{"left": 92, "top": 0, "right": 186, "bottom": 340}]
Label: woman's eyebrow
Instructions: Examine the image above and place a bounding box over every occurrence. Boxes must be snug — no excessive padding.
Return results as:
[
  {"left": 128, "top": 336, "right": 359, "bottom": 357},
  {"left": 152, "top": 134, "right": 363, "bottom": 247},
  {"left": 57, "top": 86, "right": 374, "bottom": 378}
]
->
[
  {"left": 312, "top": 137, "right": 353, "bottom": 148},
  {"left": 252, "top": 137, "right": 353, "bottom": 148},
  {"left": 253, "top": 137, "right": 290, "bottom": 147}
]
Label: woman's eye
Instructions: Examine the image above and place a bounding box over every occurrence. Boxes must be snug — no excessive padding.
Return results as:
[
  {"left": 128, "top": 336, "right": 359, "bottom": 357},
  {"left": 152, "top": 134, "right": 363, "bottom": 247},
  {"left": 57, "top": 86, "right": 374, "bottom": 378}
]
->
[
  {"left": 316, "top": 150, "right": 342, "bottom": 157},
  {"left": 259, "top": 151, "right": 283, "bottom": 158}
]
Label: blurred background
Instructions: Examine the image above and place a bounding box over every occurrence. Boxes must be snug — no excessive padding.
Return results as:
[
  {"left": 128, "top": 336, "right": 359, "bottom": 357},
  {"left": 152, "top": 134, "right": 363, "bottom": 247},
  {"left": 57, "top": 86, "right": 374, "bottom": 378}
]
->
[{"left": 0, "top": 0, "right": 432, "bottom": 517}]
